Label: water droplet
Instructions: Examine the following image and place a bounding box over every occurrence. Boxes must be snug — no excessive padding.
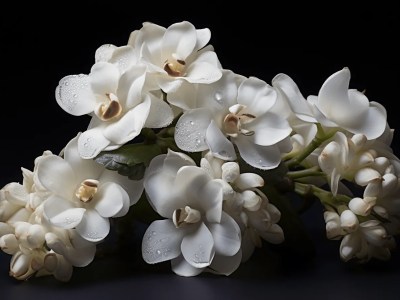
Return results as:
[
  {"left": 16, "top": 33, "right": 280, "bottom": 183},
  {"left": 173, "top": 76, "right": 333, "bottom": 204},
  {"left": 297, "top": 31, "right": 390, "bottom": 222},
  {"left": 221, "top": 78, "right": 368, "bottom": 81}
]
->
[
  {"left": 215, "top": 92, "right": 222, "bottom": 102},
  {"left": 190, "top": 121, "right": 194, "bottom": 126},
  {"left": 64, "top": 81, "right": 69, "bottom": 86},
  {"left": 195, "top": 138, "right": 201, "bottom": 145},
  {"left": 151, "top": 231, "right": 157, "bottom": 236},
  {"left": 156, "top": 249, "right": 162, "bottom": 255}
]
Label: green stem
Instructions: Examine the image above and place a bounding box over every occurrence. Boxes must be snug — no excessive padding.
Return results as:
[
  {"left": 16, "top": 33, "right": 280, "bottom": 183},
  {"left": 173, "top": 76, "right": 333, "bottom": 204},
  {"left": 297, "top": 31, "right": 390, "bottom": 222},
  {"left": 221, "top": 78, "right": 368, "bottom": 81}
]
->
[
  {"left": 287, "top": 166, "right": 324, "bottom": 179},
  {"left": 286, "top": 124, "right": 337, "bottom": 169}
]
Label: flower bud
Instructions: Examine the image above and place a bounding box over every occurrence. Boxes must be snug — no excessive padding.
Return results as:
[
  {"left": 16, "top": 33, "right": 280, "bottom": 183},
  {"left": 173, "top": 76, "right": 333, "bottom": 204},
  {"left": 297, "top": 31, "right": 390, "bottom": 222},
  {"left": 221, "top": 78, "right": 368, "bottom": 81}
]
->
[
  {"left": 240, "top": 191, "right": 262, "bottom": 211},
  {"left": 0, "top": 234, "right": 19, "bottom": 255},
  {"left": 10, "top": 252, "right": 35, "bottom": 280},
  {"left": 221, "top": 162, "right": 240, "bottom": 183},
  {"left": 349, "top": 197, "right": 376, "bottom": 216},
  {"left": 340, "top": 210, "right": 359, "bottom": 233}
]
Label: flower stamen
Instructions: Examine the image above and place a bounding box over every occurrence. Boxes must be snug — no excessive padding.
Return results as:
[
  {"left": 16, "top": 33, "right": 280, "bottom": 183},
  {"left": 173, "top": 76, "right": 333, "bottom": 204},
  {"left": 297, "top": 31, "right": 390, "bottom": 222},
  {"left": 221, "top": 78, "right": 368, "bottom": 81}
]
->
[
  {"left": 172, "top": 206, "right": 201, "bottom": 228},
  {"left": 98, "top": 93, "right": 122, "bottom": 121},
  {"left": 223, "top": 105, "right": 256, "bottom": 137},
  {"left": 76, "top": 179, "right": 99, "bottom": 203},
  {"left": 164, "top": 54, "right": 186, "bottom": 77}
]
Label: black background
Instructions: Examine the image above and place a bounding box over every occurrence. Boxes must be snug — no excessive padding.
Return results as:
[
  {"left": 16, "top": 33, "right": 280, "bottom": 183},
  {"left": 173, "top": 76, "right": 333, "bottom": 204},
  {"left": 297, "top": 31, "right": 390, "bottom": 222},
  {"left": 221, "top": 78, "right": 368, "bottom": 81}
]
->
[{"left": 1, "top": 2, "right": 399, "bottom": 299}]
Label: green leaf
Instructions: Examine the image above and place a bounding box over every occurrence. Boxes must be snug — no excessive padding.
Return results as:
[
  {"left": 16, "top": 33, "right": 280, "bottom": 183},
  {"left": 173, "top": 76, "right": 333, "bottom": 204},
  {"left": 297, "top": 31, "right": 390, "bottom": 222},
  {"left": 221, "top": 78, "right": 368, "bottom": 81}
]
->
[{"left": 94, "top": 143, "right": 163, "bottom": 180}]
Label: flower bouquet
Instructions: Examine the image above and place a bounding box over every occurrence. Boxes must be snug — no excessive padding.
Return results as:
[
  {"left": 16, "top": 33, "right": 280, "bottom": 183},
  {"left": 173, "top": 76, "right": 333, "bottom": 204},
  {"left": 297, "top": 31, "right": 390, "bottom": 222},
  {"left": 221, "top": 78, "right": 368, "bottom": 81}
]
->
[{"left": 1, "top": 21, "right": 399, "bottom": 282}]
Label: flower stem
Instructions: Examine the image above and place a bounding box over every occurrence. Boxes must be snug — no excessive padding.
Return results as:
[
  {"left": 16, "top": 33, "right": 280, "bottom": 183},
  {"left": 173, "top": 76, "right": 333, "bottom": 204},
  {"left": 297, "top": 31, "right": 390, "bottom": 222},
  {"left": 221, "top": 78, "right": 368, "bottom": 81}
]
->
[{"left": 287, "top": 166, "right": 324, "bottom": 179}]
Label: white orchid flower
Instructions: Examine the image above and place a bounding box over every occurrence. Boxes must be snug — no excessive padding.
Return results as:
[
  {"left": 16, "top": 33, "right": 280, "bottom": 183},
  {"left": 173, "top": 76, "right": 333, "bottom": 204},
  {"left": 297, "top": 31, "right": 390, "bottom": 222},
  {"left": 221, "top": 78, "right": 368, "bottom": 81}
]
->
[
  {"left": 142, "top": 150, "right": 242, "bottom": 276},
  {"left": 37, "top": 134, "right": 143, "bottom": 242},
  {"left": 308, "top": 68, "right": 387, "bottom": 140},
  {"left": 128, "top": 21, "right": 222, "bottom": 93},
  {"left": 56, "top": 61, "right": 173, "bottom": 159},
  {"left": 174, "top": 70, "right": 292, "bottom": 170}
]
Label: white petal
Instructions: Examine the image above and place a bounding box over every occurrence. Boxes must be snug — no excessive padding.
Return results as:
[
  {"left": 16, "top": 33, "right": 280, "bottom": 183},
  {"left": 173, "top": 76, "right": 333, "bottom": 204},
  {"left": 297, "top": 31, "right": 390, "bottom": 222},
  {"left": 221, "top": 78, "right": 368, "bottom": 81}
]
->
[
  {"left": 109, "top": 45, "right": 137, "bottom": 73},
  {"left": 272, "top": 73, "right": 316, "bottom": 122},
  {"left": 185, "top": 61, "right": 222, "bottom": 84},
  {"left": 317, "top": 68, "right": 351, "bottom": 118},
  {"left": 181, "top": 222, "right": 215, "bottom": 268},
  {"left": 49, "top": 208, "right": 86, "bottom": 229},
  {"left": 75, "top": 210, "right": 110, "bottom": 242},
  {"left": 94, "top": 182, "right": 125, "bottom": 218},
  {"left": 237, "top": 77, "right": 276, "bottom": 116},
  {"left": 195, "top": 28, "right": 211, "bottom": 50},
  {"left": 354, "top": 168, "right": 382, "bottom": 186},
  {"left": 208, "top": 249, "right": 242, "bottom": 275},
  {"left": 103, "top": 97, "right": 151, "bottom": 145},
  {"left": 207, "top": 212, "right": 241, "bottom": 256},
  {"left": 78, "top": 126, "right": 111, "bottom": 159},
  {"left": 162, "top": 21, "right": 197, "bottom": 61},
  {"left": 95, "top": 44, "right": 117, "bottom": 62},
  {"left": 134, "top": 22, "right": 165, "bottom": 60},
  {"left": 36, "top": 155, "right": 76, "bottom": 196},
  {"left": 234, "top": 135, "right": 281, "bottom": 170},
  {"left": 99, "top": 169, "right": 144, "bottom": 206},
  {"left": 156, "top": 76, "right": 184, "bottom": 93},
  {"left": 56, "top": 74, "right": 97, "bottom": 116},
  {"left": 340, "top": 233, "right": 362, "bottom": 261},
  {"left": 53, "top": 256, "right": 73, "bottom": 282},
  {"left": 63, "top": 133, "right": 104, "bottom": 182},
  {"left": 235, "top": 173, "right": 264, "bottom": 189},
  {"left": 0, "top": 234, "right": 19, "bottom": 255},
  {"left": 174, "top": 108, "right": 211, "bottom": 152},
  {"left": 144, "top": 171, "right": 179, "bottom": 218},
  {"left": 89, "top": 62, "right": 120, "bottom": 95},
  {"left": 221, "top": 162, "right": 240, "bottom": 182},
  {"left": 171, "top": 255, "right": 204, "bottom": 277},
  {"left": 144, "top": 93, "right": 174, "bottom": 128},
  {"left": 206, "top": 121, "right": 237, "bottom": 160},
  {"left": 3, "top": 182, "right": 29, "bottom": 206},
  {"left": 349, "top": 197, "right": 373, "bottom": 216},
  {"left": 117, "top": 65, "right": 147, "bottom": 109},
  {"left": 247, "top": 112, "right": 291, "bottom": 146},
  {"left": 142, "top": 219, "right": 186, "bottom": 264},
  {"left": 340, "top": 210, "right": 359, "bottom": 233}
]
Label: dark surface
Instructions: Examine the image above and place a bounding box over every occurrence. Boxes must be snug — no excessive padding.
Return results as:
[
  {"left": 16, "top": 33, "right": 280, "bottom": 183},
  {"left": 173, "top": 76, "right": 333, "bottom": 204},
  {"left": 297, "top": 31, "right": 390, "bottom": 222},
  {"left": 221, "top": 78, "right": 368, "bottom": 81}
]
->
[{"left": 1, "top": 3, "right": 399, "bottom": 299}]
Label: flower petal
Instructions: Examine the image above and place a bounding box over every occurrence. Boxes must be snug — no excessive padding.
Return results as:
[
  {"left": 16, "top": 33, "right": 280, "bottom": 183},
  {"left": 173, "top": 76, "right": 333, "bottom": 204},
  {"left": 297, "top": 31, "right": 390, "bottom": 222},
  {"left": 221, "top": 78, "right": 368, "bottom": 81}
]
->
[
  {"left": 181, "top": 222, "right": 215, "bottom": 268},
  {"left": 93, "top": 182, "right": 125, "bottom": 218},
  {"left": 142, "top": 219, "right": 186, "bottom": 264},
  {"left": 63, "top": 133, "right": 103, "bottom": 182},
  {"left": 144, "top": 93, "right": 174, "bottom": 128},
  {"left": 207, "top": 212, "right": 241, "bottom": 256},
  {"left": 272, "top": 73, "right": 316, "bottom": 122},
  {"left": 36, "top": 155, "right": 76, "bottom": 196},
  {"left": 234, "top": 135, "right": 282, "bottom": 170},
  {"left": 117, "top": 65, "right": 147, "bottom": 109},
  {"left": 247, "top": 112, "right": 291, "bottom": 146},
  {"left": 95, "top": 44, "right": 116, "bottom": 62},
  {"left": 103, "top": 96, "right": 151, "bottom": 145},
  {"left": 3, "top": 182, "right": 29, "bottom": 206},
  {"left": 78, "top": 126, "right": 111, "bottom": 159},
  {"left": 237, "top": 77, "right": 276, "bottom": 116},
  {"left": 56, "top": 74, "right": 97, "bottom": 116},
  {"left": 75, "top": 210, "right": 110, "bottom": 242},
  {"left": 109, "top": 45, "right": 137, "bottom": 73},
  {"left": 44, "top": 195, "right": 84, "bottom": 229},
  {"left": 195, "top": 28, "right": 211, "bottom": 51},
  {"left": 162, "top": 21, "right": 197, "bottom": 61},
  {"left": 89, "top": 62, "right": 120, "bottom": 95},
  {"left": 185, "top": 61, "right": 222, "bottom": 84},
  {"left": 175, "top": 108, "right": 211, "bottom": 152},
  {"left": 171, "top": 255, "right": 204, "bottom": 277},
  {"left": 208, "top": 249, "right": 242, "bottom": 275},
  {"left": 206, "top": 121, "right": 237, "bottom": 160}
]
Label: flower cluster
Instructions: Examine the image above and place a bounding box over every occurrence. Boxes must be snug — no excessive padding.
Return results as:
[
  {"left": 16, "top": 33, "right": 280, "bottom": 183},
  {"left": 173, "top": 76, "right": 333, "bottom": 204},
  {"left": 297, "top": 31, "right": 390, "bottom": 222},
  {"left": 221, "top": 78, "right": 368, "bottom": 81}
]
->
[{"left": 1, "top": 21, "right": 399, "bottom": 281}]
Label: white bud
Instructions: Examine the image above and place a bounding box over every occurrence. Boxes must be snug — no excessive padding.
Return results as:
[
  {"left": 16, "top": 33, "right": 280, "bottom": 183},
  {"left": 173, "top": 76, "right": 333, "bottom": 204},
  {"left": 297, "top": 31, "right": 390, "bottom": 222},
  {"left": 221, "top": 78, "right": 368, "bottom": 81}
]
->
[
  {"left": 44, "top": 253, "right": 58, "bottom": 273},
  {"left": 26, "top": 224, "right": 45, "bottom": 249},
  {"left": 0, "top": 234, "right": 19, "bottom": 255},
  {"left": 221, "top": 162, "right": 240, "bottom": 183},
  {"left": 373, "top": 205, "right": 389, "bottom": 219},
  {"left": 340, "top": 210, "right": 359, "bottom": 233},
  {"left": 355, "top": 168, "right": 381, "bottom": 186},
  {"left": 374, "top": 157, "right": 390, "bottom": 173},
  {"left": 10, "top": 252, "right": 35, "bottom": 280},
  {"left": 240, "top": 191, "right": 262, "bottom": 211},
  {"left": 235, "top": 173, "right": 264, "bottom": 190},
  {"left": 0, "top": 222, "right": 14, "bottom": 236},
  {"left": 351, "top": 134, "right": 367, "bottom": 149},
  {"left": 324, "top": 211, "right": 343, "bottom": 239},
  {"left": 381, "top": 173, "right": 398, "bottom": 195},
  {"left": 349, "top": 197, "right": 376, "bottom": 216}
]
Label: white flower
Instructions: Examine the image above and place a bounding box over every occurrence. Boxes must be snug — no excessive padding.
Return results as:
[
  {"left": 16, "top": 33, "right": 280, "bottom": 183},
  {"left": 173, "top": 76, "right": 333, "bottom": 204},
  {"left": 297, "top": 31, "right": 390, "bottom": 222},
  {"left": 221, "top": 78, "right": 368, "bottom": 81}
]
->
[
  {"left": 38, "top": 134, "right": 143, "bottom": 242},
  {"left": 318, "top": 132, "right": 375, "bottom": 195},
  {"left": 56, "top": 61, "right": 173, "bottom": 159},
  {"left": 174, "top": 70, "right": 292, "bottom": 170},
  {"left": 272, "top": 73, "right": 318, "bottom": 155},
  {"left": 128, "top": 21, "right": 222, "bottom": 93},
  {"left": 200, "top": 152, "right": 284, "bottom": 261},
  {"left": 339, "top": 220, "right": 395, "bottom": 263},
  {"left": 308, "top": 68, "right": 387, "bottom": 140},
  {"left": 142, "top": 150, "right": 242, "bottom": 276}
]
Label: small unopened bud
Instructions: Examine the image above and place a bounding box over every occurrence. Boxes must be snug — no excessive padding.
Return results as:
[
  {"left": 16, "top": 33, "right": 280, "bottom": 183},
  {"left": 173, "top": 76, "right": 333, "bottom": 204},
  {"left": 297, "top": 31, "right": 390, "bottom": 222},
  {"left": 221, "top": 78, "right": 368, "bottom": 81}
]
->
[{"left": 340, "top": 210, "right": 359, "bottom": 233}]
